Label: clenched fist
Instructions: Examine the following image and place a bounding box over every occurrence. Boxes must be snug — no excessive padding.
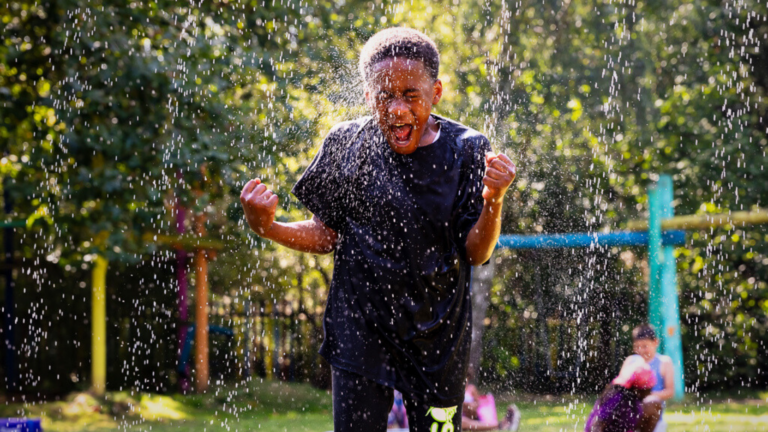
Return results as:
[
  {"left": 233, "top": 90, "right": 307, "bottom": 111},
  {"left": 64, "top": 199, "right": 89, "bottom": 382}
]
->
[
  {"left": 482, "top": 153, "right": 516, "bottom": 204},
  {"left": 240, "top": 179, "right": 279, "bottom": 235}
]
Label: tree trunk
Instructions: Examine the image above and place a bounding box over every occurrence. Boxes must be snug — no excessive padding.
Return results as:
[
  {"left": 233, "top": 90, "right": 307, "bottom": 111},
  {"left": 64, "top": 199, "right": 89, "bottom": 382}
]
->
[{"left": 468, "top": 258, "right": 496, "bottom": 381}]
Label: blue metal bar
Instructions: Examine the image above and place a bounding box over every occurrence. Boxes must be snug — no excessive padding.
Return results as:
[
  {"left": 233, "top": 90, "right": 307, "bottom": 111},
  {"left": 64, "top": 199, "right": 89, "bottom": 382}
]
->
[{"left": 496, "top": 230, "right": 686, "bottom": 249}]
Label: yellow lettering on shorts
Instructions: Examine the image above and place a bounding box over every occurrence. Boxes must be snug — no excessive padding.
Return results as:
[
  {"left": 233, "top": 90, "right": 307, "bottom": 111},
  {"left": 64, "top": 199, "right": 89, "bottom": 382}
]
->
[{"left": 426, "top": 405, "right": 457, "bottom": 432}]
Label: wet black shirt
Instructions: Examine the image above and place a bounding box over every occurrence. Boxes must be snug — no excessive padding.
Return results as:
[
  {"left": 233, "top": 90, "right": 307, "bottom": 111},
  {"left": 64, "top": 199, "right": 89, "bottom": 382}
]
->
[{"left": 292, "top": 115, "right": 490, "bottom": 405}]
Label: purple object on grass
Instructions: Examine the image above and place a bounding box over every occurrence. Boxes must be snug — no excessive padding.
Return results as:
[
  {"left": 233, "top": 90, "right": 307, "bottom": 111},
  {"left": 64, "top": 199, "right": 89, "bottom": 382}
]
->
[{"left": 584, "top": 386, "right": 643, "bottom": 432}]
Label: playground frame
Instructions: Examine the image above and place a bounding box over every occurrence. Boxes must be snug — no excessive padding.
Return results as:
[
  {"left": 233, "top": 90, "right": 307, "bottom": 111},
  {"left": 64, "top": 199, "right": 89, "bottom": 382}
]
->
[
  {"left": 494, "top": 174, "right": 768, "bottom": 401},
  {"left": 3, "top": 174, "right": 768, "bottom": 398}
]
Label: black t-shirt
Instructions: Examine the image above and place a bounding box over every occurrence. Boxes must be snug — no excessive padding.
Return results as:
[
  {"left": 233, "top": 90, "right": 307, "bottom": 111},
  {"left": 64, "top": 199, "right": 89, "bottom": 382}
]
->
[{"left": 292, "top": 114, "right": 491, "bottom": 406}]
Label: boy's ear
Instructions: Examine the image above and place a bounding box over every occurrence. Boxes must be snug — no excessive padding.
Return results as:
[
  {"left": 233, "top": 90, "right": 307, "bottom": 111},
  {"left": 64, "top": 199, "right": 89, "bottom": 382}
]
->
[
  {"left": 364, "top": 90, "right": 374, "bottom": 111},
  {"left": 432, "top": 79, "right": 443, "bottom": 105}
]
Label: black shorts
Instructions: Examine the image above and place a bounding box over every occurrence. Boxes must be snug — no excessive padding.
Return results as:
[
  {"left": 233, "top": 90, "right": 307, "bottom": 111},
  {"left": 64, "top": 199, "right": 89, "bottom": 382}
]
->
[{"left": 332, "top": 367, "right": 463, "bottom": 432}]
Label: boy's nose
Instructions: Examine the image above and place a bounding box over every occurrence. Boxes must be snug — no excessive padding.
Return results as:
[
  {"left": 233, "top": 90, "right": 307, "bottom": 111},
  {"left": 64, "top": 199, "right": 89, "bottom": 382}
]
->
[{"left": 387, "top": 99, "right": 409, "bottom": 116}]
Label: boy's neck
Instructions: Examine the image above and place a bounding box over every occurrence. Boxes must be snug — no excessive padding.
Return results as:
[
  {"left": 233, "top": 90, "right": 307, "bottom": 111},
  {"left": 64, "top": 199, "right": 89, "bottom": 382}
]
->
[{"left": 418, "top": 115, "right": 440, "bottom": 147}]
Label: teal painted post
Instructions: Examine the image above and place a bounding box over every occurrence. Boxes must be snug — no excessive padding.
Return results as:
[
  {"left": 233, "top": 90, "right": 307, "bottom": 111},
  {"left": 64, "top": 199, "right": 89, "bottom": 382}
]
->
[
  {"left": 649, "top": 175, "right": 685, "bottom": 401},
  {"left": 648, "top": 180, "right": 665, "bottom": 351}
]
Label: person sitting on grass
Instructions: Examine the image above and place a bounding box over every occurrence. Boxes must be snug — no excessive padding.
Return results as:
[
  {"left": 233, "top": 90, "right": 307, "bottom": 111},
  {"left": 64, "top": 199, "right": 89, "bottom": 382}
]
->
[
  {"left": 240, "top": 27, "right": 516, "bottom": 432},
  {"left": 585, "top": 355, "right": 661, "bottom": 432},
  {"left": 626, "top": 324, "right": 675, "bottom": 432},
  {"left": 461, "top": 371, "right": 520, "bottom": 431}
]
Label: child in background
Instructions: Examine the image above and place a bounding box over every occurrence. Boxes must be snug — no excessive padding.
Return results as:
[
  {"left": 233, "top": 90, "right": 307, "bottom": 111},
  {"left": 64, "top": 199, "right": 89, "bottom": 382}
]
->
[
  {"left": 585, "top": 355, "right": 660, "bottom": 432},
  {"left": 627, "top": 324, "right": 675, "bottom": 432},
  {"left": 462, "top": 374, "right": 521, "bottom": 431}
]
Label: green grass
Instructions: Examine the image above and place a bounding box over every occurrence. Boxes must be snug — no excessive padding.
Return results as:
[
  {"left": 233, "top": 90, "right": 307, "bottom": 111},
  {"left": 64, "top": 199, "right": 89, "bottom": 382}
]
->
[
  {"left": 0, "top": 382, "right": 765, "bottom": 431},
  {"left": 493, "top": 391, "right": 768, "bottom": 432},
  {"left": 0, "top": 380, "right": 334, "bottom": 432}
]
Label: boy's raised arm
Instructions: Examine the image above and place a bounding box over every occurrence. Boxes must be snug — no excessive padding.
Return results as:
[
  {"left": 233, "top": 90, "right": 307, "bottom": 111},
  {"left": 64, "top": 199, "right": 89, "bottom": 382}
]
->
[
  {"left": 240, "top": 179, "right": 338, "bottom": 254},
  {"left": 465, "top": 153, "right": 516, "bottom": 266}
]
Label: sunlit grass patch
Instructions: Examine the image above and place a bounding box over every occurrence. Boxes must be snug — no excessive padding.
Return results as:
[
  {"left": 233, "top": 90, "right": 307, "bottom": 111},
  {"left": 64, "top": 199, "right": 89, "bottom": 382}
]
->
[
  {"left": 494, "top": 396, "right": 592, "bottom": 432},
  {"left": 2, "top": 383, "right": 767, "bottom": 432},
  {"left": 135, "top": 394, "right": 188, "bottom": 421},
  {"left": 665, "top": 405, "right": 768, "bottom": 432},
  {"left": 493, "top": 392, "right": 768, "bottom": 432}
]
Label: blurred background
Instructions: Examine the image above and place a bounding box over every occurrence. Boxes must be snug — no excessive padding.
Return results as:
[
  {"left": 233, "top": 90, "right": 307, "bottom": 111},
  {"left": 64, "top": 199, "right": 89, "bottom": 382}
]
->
[{"left": 1, "top": 0, "right": 767, "bottom": 430}]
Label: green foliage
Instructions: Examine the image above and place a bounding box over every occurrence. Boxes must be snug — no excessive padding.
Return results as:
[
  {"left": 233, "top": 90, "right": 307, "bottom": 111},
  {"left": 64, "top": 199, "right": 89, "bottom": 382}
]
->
[
  {"left": 446, "top": 0, "right": 768, "bottom": 393},
  {"left": 1, "top": 0, "right": 767, "bottom": 396}
]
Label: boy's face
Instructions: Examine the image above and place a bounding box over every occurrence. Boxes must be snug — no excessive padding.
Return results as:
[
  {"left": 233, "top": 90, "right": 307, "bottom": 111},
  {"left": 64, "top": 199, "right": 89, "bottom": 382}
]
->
[
  {"left": 633, "top": 338, "right": 659, "bottom": 362},
  {"left": 365, "top": 57, "right": 442, "bottom": 155}
]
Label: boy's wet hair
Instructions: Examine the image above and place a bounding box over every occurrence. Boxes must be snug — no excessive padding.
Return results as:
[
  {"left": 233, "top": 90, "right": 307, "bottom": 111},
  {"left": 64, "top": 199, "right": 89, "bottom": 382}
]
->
[
  {"left": 632, "top": 324, "right": 657, "bottom": 341},
  {"left": 359, "top": 27, "right": 440, "bottom": 84}
]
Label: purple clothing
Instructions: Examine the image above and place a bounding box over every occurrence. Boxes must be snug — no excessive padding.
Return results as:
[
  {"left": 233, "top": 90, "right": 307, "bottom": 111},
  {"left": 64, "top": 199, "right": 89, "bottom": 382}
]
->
[{"left": 585, "top": 386, "right": 643, "bottom": 432}]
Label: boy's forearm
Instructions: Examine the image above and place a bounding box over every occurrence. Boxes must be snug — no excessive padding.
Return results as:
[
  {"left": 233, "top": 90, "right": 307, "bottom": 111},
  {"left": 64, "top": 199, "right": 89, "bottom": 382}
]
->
[
  {"left": 652, "top": 377, "right": 675, "bottom": 400},
  {"left": 465, "top": 200, "right": 503, "bottom": 266},
  {"left": 261, "top": 216, "right": 338, "bottom": 254}
]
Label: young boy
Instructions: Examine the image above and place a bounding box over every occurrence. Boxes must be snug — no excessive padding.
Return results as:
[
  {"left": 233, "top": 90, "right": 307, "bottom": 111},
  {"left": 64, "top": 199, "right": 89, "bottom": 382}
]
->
[
  {"left": 624, "top": 324, "right": 675, "bottom": 432},
  {"left": 240, "top": 27, "right": 516, "bottom": 431}
]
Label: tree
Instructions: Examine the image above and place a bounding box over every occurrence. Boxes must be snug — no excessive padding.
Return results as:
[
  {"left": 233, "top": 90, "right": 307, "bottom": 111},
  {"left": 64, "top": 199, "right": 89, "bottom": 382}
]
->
[{"left": 2, "top": 0, "right": 766, "bottom": 395}]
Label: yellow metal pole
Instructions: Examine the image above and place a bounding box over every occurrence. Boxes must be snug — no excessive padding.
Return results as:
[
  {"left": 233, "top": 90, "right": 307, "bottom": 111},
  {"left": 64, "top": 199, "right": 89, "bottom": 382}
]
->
[
  {"left": 91, "top": 255, "right": 108, "bottom": 396},
  {"left": 627, "top": 209, "right": 768, "bottom": 231}
]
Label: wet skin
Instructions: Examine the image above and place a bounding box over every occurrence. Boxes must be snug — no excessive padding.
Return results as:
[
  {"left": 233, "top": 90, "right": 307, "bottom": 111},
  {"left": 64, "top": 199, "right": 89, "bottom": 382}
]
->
[
  {"left": 365, "top": 57, "right": 442, "bottom": 155},
  {"left": 240, "top": 56, "right": 516, "bottom": 266}
]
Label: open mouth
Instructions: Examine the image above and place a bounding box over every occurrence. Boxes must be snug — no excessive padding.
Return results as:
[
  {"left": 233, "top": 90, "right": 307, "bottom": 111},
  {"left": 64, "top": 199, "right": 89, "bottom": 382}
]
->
[{"left": 390, "top": 123, "right": 413, "bottom": 146}]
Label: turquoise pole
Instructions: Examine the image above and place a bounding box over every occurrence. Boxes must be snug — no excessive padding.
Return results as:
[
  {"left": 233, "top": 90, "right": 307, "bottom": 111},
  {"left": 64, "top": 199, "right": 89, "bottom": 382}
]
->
[
  {"left": 649, "top": 175, "right": 685, "bottom": 401},
  {"left": 648, "top": 180, "right": 665, "bottom": 351}
]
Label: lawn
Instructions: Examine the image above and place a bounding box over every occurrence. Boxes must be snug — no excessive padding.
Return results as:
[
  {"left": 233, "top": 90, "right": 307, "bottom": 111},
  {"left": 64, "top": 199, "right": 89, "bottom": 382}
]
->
[
  {"left": 494, "top": 392, "right": 768, "bottom": 432},
  {"left": 0, "top": 381, "right": 765, "bottom": 431}
]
